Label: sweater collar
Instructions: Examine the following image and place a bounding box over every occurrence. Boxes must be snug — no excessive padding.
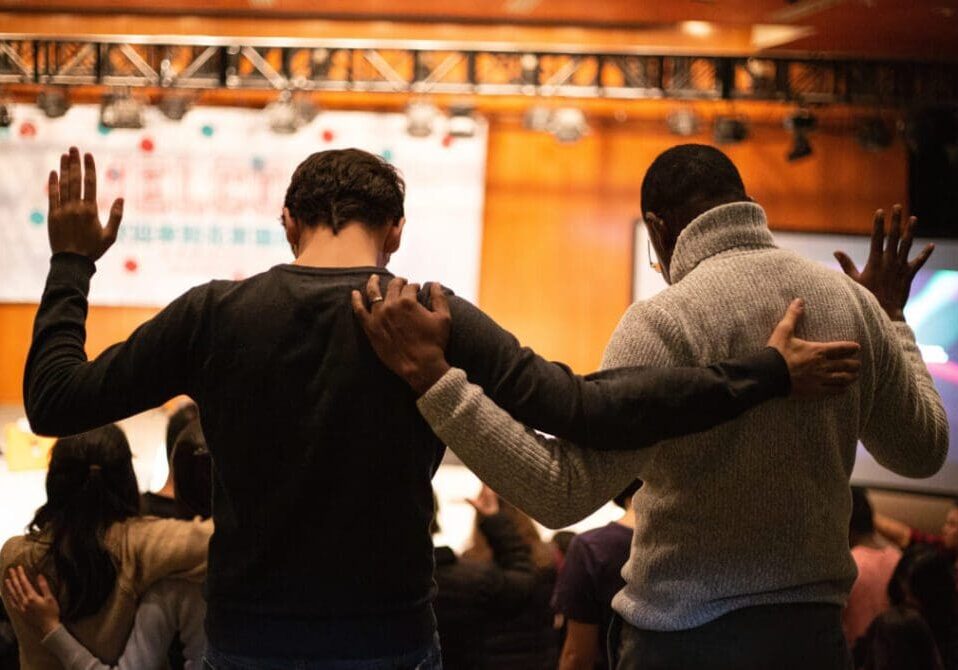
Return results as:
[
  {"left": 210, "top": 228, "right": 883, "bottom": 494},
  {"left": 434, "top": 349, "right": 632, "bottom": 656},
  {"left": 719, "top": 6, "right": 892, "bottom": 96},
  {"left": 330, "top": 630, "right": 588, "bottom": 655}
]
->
[{"left": 668, "top": 202, "right": 777, "bottom": 284}]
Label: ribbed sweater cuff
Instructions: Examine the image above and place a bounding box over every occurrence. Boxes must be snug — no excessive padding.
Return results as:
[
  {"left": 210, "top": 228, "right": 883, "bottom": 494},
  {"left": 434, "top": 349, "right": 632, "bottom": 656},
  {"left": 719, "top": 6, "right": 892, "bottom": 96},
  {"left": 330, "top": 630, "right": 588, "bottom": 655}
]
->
[
  {"left": 40, "top": 625, "right": 79, "bottom": 662},
  {"left": 49, "top": 252, "right": 96, "bottom": 289},
  {"left": 417, "top": 367, "right": 471, "bottom": 428}
]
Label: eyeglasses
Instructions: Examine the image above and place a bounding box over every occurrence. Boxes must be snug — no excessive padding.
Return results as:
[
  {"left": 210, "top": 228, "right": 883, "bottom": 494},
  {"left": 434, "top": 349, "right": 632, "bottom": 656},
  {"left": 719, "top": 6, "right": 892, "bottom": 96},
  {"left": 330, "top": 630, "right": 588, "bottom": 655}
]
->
[{"left": 648, "top": 239, "right": 663, "bottom": 274}]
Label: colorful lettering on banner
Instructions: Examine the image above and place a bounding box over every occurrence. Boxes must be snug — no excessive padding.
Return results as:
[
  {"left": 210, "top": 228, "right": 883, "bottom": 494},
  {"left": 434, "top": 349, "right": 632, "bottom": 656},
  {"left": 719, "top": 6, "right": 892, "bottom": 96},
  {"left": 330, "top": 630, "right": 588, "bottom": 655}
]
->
[{"left": 0, "top": 105, "right": 488, "bottom": 306}]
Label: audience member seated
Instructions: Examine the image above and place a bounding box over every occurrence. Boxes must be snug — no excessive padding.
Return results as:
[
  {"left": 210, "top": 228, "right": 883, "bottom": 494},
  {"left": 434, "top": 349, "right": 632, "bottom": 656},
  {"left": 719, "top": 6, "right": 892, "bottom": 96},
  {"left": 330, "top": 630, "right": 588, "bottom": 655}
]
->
[
  {"left": 553, "top": 481, "right": 642, "bottom": 670},
  {"left": 0, "top": 424, "right": 211, "bottom": 670},
  {"left": 888, "top": 544, "right": 958, "bottom": 670},
  {"left": 3, "top": 419, "right": 214, "bottom": 670},
  {"left": 433, "top": 485, "right": 536, "bottom": 670},
  {"left": 875, "top": 500, "right": 958, "bottom": 562},
  {"left": 845, "top": 487, "right": 902, "bottom": 646},
  {"left": 141, "top": 402, "right": 199, "bottom": 518},
  {"left": 859, "top": 606, "right": 944, "bottom": 670},
  {"left": 463, "top": 496, "right": 561, "bottom": 670}
]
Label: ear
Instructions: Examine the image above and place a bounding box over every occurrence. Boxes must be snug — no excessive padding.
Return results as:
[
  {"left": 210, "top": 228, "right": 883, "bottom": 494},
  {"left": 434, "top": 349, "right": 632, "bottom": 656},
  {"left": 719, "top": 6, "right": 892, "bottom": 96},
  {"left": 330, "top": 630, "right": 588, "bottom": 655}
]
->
[
  {"left": 383, "top": 217, "right": 406, "bottom": 255},
  {"left": 644, "top": 211, "right": 668, "bottom": 242},
  {"left": 282, "top": 207, "right": 300, "bottom": 255}
]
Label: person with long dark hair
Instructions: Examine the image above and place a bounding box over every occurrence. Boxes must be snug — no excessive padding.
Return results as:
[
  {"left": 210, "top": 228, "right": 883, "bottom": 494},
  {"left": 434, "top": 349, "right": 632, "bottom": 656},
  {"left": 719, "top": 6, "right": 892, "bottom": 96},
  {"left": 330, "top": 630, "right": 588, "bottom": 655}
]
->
[
  {"left": 887, "top": 544, "right": 958, "bottom": 670},
  {"left": 860, "top": 606, "right": 944, "bottom": 670},
  {"left": 0, "top": 425, "right": 211, "bottom": 670}
]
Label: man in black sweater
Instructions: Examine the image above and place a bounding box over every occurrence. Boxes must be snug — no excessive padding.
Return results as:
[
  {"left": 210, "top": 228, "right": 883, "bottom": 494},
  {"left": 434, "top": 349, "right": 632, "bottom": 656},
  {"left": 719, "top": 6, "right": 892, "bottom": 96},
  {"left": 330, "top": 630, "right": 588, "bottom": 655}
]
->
[{"left": 24, "top": 147, "right": 860, "bottom": 668}]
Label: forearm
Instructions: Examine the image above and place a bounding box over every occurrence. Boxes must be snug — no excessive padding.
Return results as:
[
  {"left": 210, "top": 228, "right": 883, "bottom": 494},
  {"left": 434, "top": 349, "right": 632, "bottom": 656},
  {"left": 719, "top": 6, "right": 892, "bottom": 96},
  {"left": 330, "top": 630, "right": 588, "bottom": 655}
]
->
[
  {"left": 873, "top": 513, "right": 912, "bottom": 549},
  {"left": 418, "top": 369, "right": 645, "bottom": 528},
  {"left": 25, "top": 255, "right": 200, "bottom": 437},
  {"left": 41, "top": 625, "right": 157, "bottom": 670},
  {"left": 443, "top": 295, "right": 788, "bottom": 453}
]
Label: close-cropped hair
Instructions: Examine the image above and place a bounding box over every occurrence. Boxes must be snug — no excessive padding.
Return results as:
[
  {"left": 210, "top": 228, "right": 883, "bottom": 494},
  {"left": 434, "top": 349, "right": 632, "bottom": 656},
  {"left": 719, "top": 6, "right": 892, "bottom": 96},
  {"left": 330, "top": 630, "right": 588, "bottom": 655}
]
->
[
  {"left": 640, "top": 144, "right": 747, "bottom": 225},
  {"left": 171, "top": 419, "right": 213, "bottom": 520},
  {"left": 28, "top": 424, "right": 140, "bottom": 622},
  {"left": 283, "top": 148, "right": 405, "bottom": 234},
  {"left": 165, "top": 401, "right": 199, "bottom": 462}
]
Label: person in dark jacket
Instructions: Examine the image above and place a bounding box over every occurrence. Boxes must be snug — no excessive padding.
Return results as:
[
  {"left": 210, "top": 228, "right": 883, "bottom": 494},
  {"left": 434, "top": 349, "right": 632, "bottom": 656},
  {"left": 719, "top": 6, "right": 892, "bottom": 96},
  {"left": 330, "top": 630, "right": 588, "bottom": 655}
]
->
[
  {"left": 464, "top": 495, "right": 561, "bottom": 670},
  {"left": 433, "top": 485, "right": 536, "bottom": 670}
]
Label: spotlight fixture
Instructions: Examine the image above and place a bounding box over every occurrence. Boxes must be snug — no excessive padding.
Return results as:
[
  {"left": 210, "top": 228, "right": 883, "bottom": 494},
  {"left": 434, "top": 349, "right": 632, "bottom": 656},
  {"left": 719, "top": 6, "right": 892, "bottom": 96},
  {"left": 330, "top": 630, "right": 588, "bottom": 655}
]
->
[
  {"left": 265, "top": 90, "right": 300, "bottom": 134},
  {"left": 406, "top": 101, "right": 439, "bottom": 138},
  {"left": 548, "top": 107, "right": 588, "bottom": 143},
  {"left": 294, "top": 93, "right": 320, "bottom": 125},
  {"left": 37, "top": 87, "right": 70, "bottom": 119},
  {"left": 666, "top": 107, "right": 700, "bottom": 137},
  {"left": 100, "top": 89, "right": 145, "bottom": 129},
  {"left": 0, "top": 102, "right": 12, "bottom": 128},
  {"left": 856, "top": 116, "right": 893, "bottom": 151},
  {"left": 447, "top": 104, "right": 477, "bottom": 138},
  {"left": 713, "top": 116, "right": 749, "bottom": 144},
  {"left": 523, "top": 106, "right": 552, "bottom": 132},
  {"left": 784, "top": 109, "right": 817, "bottom": 162},
  {"left": 158, "top": 93, "right": 192, "bottom": 121}
]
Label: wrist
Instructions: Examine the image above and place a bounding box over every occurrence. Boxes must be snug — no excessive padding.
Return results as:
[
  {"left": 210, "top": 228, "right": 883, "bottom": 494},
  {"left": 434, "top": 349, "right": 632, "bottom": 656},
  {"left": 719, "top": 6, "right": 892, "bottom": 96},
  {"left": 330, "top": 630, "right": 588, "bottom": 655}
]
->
[
  {"left": 40, "top": 619, "right": 61, "bottom": 638},
  {"left": 404, "top": 357, "right": 451, "bottom": 396}
]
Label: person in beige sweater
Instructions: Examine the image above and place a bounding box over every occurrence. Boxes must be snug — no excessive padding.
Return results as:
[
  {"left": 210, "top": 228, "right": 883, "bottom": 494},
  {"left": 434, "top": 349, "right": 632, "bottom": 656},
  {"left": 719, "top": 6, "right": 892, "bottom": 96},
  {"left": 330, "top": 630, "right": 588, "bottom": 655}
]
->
[
  {"left": 1, "top": 424, "right": 211, "bottom": 670},
  {"left": 352, "top": 145, "right": 949, "bottom": 669}
]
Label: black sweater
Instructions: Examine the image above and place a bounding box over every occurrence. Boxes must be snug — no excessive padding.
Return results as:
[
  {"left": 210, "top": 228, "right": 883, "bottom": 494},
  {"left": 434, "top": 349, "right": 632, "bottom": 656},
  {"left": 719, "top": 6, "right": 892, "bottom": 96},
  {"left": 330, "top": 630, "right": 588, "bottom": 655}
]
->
[{"left": 24, "top": 254, "right": 789, "bottom": 659}]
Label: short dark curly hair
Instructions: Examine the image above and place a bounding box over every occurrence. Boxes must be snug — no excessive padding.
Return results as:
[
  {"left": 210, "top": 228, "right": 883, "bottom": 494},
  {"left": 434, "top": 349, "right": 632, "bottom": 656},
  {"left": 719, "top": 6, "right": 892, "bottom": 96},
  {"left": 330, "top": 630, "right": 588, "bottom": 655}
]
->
[{"left": 283, "top": 148, "right": 405, "bottom": 234}]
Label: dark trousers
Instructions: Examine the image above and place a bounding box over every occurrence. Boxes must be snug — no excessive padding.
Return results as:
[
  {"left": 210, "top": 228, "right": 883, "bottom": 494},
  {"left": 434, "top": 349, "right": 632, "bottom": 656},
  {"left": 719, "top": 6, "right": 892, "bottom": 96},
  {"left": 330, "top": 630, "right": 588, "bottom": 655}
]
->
[{"left": 610, "top": 603, "right": 852, "bottom": 670}]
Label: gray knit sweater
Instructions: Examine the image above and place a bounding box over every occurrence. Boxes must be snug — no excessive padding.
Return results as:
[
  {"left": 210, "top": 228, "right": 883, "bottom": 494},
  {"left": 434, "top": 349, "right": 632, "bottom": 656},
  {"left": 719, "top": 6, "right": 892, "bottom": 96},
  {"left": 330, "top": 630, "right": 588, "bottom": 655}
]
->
[{"left": 417, "top": 202, "right": 949, "bottom": 631}]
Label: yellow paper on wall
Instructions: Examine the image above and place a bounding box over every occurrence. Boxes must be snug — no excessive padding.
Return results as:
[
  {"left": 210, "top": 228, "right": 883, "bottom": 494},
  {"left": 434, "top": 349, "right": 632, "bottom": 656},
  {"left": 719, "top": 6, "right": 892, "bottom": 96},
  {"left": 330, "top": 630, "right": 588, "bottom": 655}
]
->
[{"left": 3, "top": 421, "right": 55, "bottom": 472}]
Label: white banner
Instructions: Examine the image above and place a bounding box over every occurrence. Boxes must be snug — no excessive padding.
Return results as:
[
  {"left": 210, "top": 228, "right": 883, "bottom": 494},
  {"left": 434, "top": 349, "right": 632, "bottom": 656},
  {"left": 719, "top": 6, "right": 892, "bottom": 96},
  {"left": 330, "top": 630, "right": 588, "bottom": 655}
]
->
[{"left": 0, "top": 105, "right": 487, "bottom": 306}]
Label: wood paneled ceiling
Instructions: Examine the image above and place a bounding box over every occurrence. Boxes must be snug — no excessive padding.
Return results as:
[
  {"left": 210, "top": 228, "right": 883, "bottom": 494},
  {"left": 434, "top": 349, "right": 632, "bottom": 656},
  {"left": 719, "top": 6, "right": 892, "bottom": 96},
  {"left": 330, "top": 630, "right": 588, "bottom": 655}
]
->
[{"left": 1, "top": 0, "right": 956, "bottom": 60}]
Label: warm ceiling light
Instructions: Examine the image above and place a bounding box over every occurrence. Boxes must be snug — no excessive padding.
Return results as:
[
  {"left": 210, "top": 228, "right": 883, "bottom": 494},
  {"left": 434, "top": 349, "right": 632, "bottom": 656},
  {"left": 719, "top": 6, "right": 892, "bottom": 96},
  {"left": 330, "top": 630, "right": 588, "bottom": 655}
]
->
[{"left": 681, "top": 21, "right": 714, "bottom": 38}]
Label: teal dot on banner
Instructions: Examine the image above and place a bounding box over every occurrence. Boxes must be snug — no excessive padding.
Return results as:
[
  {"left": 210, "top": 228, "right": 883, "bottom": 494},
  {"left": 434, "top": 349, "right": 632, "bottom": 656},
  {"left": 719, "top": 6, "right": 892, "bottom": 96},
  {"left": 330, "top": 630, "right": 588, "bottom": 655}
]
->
[
  {"left": 0, "top": 126, "right": 9, "bottom": 138},
  {"left": 380, "top": 148, "right": 393, "bottom": 162},
  {"left": 251, "top": 157, "right": 265, "bottom": 171},
  {"left": 201, "top": 124, "right": 214, "bottom": 137},
  {"left": 30, "top": 210, "right": 44, "bottom": 226},
  {"left": 97, "top": 124, "right": 112, "bottom": 136}
]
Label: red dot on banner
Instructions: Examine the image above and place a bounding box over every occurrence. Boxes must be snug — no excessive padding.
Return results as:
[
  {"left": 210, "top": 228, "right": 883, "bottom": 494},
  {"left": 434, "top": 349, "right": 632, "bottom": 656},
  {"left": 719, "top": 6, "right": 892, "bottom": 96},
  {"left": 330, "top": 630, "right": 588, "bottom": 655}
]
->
[
  {"left": 19, "top": 122, "right": 37, "bottom": 138},
  {"left": 124, "top": 258, "right": 139, "bottom": 273},
  {"left": 322, "top": 129, "right": 335, "bottom": 143},
  {"left": 140, "top": 138, "right": 154, "bottom": 153},
  {"left": 442, "top": 134, "right": 454, "bottom": 148}
]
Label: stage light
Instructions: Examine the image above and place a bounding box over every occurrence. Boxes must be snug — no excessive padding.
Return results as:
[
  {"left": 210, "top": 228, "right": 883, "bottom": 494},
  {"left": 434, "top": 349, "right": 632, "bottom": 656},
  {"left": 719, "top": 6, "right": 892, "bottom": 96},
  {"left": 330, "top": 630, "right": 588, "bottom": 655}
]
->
[
  {"left": 295, "top": 94, "right": 320, "bottom": 125},
  {"left": 857, "top": 116, "right": 893, "bottom": 151},
  {"left": 784, "top": 109, "right": 817, "bottom": 162},
  {"left": 158, "top": 93, "right": 192, "bottom": 121},
  {"left": 406, "top": 101, "right": 439, "bottom": 138},
  {"left": 100, "top": 89, "right": 145, "bottom": 129},
  {"left": 680, "top": 21, "right": 714, "bottom": 38},
  {"left": 0, "top": 102, "right": 12, "bottom": 128},
  {"left": 265, "top": 90, "right": 300, "bottom": 134},
  {"left": 448, "top": 104, "right": 477, "bottom": 138},
  {"left": 713, "top": 116, "right": 749, "bottom": 144},
  {"left": 549, "top": 107, "right": 588, "bottom": 143},
  {"left": 523, "top": 106, "right": 552, "bottom": 132},
  {"left": 37, "top": 87, "right": 70, "bottom": 119},
  {"left": 666, "top": 107, "right": 700, "bottom": 137}
]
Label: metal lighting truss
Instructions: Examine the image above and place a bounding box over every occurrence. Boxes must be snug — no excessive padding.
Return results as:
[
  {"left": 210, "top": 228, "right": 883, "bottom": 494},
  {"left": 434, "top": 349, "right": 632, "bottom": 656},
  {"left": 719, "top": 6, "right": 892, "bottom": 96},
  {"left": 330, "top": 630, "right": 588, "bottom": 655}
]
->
[{"left": 0, "top": 34, "right": 956, "bottom": 104}]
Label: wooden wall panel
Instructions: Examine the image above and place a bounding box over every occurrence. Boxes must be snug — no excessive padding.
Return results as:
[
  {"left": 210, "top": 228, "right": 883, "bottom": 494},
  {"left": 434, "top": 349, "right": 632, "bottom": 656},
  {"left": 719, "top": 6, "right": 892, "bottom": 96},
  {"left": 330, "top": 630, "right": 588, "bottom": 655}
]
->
[{"left": 0, "top": 111, "right": 908, "bottom": 404}]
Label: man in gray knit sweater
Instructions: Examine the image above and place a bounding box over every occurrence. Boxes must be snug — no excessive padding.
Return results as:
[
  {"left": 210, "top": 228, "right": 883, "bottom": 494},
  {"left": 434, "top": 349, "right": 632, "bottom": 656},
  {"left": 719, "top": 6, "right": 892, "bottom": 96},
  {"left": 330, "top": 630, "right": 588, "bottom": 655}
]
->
[{"left": 355, "top": 145, "right": 949, "bottom": 668}]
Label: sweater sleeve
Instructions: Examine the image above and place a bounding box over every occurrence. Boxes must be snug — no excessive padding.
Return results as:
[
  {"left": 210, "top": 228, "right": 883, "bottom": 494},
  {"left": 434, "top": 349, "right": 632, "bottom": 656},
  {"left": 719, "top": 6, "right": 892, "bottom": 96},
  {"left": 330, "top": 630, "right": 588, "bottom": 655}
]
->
[
  {"left": 418, "top": 369, "right": 647, "bottom": 528},
  {"left": 860, "top": 312, "right": 949, "bottom": 478},
  {"left": 440, "top": 293, "right": 789, "bottom": 452},
  {"left": 416, "top": 300, "right": 756, "bottom": 527},
  {"left": 23, "top": 253, "right": 209, "bottom": 437},
  {"left": 123, "top": 518, "right": 212, "bottom": 597},
  {"left": 40, "top": 584, "right": 178, "bottom": 670}
]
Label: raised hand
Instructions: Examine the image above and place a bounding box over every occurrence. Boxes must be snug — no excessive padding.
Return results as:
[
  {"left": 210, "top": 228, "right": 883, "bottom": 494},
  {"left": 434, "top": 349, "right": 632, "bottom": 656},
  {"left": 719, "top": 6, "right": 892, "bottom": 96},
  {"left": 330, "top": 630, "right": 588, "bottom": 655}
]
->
[
  {"left": 351, "top": 275, "right": 452, "bottom": 396},
  {"left": 4, "top": 566, "right": 61, "bottom": 637},
  {"left": 47, "top": 146, "right": 124, "bottom": 261},
  {"left": 466, "top": 484, "right": 500, "bottom": 517},
  {"left": 766, "top": 299, "right": 862, "bottom": 397},
  {"left": 834, "top": 205, "right": 934, "bottom": 322}
]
